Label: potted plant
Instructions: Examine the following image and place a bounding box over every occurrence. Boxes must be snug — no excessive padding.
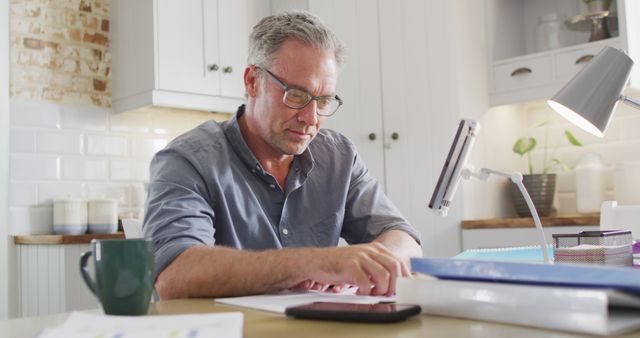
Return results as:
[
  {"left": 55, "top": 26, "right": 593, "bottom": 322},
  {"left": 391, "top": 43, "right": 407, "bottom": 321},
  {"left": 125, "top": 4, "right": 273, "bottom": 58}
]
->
[{"left": 510, "top": 125, "right": 583, "bottom": 217}]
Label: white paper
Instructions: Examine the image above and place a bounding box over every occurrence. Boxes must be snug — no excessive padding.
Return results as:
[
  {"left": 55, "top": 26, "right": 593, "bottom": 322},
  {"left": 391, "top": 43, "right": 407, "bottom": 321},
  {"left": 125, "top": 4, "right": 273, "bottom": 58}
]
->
[
  {"left": 38, "top": 311, "right": 243, "bottom": 338},
  {"left": 215, "top": 288, "right": 396, "bottom": 313}
]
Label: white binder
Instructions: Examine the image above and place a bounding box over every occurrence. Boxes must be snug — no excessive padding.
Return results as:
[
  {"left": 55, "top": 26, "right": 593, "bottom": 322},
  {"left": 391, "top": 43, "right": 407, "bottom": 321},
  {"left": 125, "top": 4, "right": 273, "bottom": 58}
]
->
[{"left": 396, "top": 276, "right": 640, "bottom": 336}]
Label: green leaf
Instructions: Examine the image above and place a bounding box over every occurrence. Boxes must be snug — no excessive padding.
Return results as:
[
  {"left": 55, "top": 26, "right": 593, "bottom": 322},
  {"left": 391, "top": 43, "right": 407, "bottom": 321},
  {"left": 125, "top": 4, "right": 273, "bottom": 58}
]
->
[
  {"left": 565, "top": 130, "right": 583, "bottom": 146},
  {"left": 551, "top": 158, "right": 572, "bottom": 172},
  {"left": 513, "top": 137, "right": 537, "bottom": 156}
]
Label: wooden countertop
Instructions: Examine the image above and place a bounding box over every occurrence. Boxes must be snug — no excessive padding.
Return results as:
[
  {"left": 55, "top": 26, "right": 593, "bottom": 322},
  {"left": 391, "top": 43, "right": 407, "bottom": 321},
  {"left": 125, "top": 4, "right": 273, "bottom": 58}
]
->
[
  {"left": 14, "top": 232, "right": 125, "bottom": 245},
  {"left": 461, "top": 214, "right": 599, "bottom": 229}
]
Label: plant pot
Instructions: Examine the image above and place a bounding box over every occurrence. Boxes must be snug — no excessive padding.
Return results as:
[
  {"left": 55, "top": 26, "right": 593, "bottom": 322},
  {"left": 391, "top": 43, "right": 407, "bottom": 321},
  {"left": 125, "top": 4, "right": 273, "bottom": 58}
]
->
[{"left": 509, "top": 174, "right": 556, "bottom": 217}]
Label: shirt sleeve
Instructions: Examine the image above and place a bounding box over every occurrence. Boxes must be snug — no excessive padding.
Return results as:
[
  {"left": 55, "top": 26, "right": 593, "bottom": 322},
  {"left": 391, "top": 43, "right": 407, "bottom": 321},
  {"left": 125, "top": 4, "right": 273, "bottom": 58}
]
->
[
  {"left": 143, "top": 147, "right": 216, "bottom": 279},
  {"left": 340, "top": 148, "right": 422, "bottom": 245}
]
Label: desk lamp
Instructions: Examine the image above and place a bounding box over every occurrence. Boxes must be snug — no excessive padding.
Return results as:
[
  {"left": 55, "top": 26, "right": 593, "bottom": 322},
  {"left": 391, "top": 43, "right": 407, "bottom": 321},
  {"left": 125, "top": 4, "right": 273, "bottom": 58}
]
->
[{"left": 548, "top": 46, "right": 639, "bottom": 137}]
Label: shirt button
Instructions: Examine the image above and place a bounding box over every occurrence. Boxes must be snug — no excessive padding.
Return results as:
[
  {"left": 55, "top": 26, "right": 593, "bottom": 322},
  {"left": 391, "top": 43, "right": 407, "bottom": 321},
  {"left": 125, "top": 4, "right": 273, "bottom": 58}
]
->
[
  {"left": 282, "top": 228, "right": 289, "bottom": 235},
  {"left": 251, "top": 169, "right": 256, "bottom": 173},
  {"left": 269, "top": 184, "right": 276, "bottom": 189},
  {"left": 295, "top": 167, "right": 300, "bottom": 172}
]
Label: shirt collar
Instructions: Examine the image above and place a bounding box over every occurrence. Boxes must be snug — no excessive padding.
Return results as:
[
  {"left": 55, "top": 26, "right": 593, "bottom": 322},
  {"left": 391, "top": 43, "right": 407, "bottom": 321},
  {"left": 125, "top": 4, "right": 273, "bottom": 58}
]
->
[{"left": 223, "top": 105, "right": 315, "bottom": 177}]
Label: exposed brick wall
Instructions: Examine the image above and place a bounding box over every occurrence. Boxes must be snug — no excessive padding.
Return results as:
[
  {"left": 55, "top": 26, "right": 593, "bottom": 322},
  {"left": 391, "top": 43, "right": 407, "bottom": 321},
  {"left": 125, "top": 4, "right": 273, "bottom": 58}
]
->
[{"left": 10, "top": 0, "right": 111, "bottom": 108}]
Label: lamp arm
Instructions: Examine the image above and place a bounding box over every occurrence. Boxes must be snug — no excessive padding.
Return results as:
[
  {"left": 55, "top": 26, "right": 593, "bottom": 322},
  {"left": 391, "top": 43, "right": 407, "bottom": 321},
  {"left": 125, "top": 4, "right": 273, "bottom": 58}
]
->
[
  {"left": 461, "top": 166, "right": 552, "bottom": 264},
  {"left": 621, "top": 95, "right": 640, "bottom": 110}
]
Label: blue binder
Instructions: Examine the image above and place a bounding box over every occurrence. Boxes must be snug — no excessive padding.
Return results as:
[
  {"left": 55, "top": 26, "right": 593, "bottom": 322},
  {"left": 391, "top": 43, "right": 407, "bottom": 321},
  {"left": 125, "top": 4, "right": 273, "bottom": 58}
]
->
[{"left": 411, "top": 258, "right": 640, "bottom": 294}]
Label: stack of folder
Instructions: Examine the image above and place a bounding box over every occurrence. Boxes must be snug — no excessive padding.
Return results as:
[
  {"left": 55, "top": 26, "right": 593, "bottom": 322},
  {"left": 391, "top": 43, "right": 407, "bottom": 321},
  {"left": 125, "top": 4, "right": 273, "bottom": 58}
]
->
[{"left": 398, "top": 258, "right": 640, "bottom": 336}]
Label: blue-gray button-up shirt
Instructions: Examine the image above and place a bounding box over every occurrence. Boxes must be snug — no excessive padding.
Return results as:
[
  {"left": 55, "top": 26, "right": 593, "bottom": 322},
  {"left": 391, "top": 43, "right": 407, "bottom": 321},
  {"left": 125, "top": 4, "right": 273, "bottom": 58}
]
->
[{"left": 144, "top": 106, "right": 420, "bottom": 277}]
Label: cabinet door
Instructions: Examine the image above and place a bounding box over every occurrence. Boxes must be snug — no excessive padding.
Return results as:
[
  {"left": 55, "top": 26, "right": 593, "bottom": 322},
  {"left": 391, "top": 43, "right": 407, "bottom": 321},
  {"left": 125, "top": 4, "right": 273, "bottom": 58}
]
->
[
  {"left": 309, "top": 0, "right": 386, "bottom": 185},
  {"left": 218, "top": 0, "right": 254, "bottom": 99},
  {"left": 156, "top": 0, "right": 220, "bottom": 96}
]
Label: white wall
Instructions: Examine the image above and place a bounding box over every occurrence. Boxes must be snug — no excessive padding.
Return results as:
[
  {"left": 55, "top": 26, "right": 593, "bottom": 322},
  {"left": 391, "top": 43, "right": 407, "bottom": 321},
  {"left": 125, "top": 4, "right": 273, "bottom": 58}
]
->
[{"left": 1, "top": 0, "right": 13, "bottom": 320}]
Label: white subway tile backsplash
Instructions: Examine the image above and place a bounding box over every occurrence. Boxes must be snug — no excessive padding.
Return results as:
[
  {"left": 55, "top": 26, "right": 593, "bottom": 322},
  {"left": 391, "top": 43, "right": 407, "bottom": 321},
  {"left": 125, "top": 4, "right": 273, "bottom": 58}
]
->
[
  {"left": 10, "top": 206, "right": 54, "bottom": 235},
  {"left": 617, "top": 115, "right": 640, "bottom": 141},
  {"left": 36, "top": 130, "right": 83, "bottom": 154},
  {"left": 8, "top": 101, "right": 215, "bottom": 234},
  {"left": 86, "top": 183, "right": 131, "bottom": 207},
  {"left": 86, "top": 134, "right": 129, "bottom": 156},
  {"left": 60, "top": 105, "right": 108, "bottom": 131},
  {"left": 10, "top": 128, "right": 36, "bottom": 153},
  {"left": 110, "top": 110, "right": 152, "bottom": 133},
  {"left": 9, "top": 182, "right": 38, "bottom": 207},
  {"left": 131, "top": 138, "right": 168, "bottom": 159},
  {"left": 10, "top": 155, "right": 59, "bottom": 180},
  {"left": 61, "top": 158, "right": 108, "bottom": 180},
  {"left": 10, "top": 100, "right": 61, "bottom": 128},
  {"left": 110, "top": 161, "right": 149, "bottom": 181},
  {"left": 37, "top": 182, "right": 85, "bottom": 204}
]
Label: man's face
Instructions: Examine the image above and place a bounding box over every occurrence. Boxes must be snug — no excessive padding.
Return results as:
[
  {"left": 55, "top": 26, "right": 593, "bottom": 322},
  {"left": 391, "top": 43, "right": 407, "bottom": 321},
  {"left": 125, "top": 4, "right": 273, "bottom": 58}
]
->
[{"left": 251, "top": 39, "right": 339, "bottom": 156}]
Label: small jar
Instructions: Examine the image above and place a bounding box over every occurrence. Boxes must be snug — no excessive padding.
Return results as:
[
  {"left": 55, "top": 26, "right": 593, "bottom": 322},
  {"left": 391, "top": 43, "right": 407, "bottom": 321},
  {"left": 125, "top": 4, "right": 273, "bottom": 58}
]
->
[
  {"left": 88, "top": 199, "right": 119, "bottom": 234},
  {"left": 53, "top": 198, "right": 88, "bottom": 235},
  {"left": 575, "top": 153, "right": 606, "bottom": 213},
  {"left": 535, "top": 13, "right": 563, "bottom": 52}
]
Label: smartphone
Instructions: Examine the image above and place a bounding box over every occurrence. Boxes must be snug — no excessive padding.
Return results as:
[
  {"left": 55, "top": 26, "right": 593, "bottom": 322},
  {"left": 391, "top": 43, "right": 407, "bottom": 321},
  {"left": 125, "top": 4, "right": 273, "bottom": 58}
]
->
[{"left": 285, "top": 302, "right": 421, "bottom": 323}]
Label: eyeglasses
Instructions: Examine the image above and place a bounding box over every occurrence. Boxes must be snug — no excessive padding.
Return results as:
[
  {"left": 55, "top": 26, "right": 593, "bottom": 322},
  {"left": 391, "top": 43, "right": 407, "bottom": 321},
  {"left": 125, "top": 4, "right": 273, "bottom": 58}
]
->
[{"left": 255, "top": 66, "right": 343, "bottom": 117}]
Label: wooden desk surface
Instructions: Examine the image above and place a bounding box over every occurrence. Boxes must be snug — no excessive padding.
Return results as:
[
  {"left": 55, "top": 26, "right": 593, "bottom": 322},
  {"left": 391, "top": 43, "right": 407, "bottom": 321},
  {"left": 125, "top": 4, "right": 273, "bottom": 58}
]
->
[{"left": 3, "top": 299, "right": 640, "bottom": 338}]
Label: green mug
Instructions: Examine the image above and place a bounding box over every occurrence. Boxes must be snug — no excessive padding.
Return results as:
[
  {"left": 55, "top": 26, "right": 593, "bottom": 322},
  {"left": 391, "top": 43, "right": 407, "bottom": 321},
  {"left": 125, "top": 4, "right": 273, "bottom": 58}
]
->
[{"left": 80, "top": 239, "right": 155, "bottom": 315}]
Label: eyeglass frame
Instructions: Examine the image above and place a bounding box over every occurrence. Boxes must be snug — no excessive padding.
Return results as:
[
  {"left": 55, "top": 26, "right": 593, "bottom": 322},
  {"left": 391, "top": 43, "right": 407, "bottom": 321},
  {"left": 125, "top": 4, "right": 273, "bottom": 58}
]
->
[{"left": 254, "top": 65, "right": 343, "bottom": 117}]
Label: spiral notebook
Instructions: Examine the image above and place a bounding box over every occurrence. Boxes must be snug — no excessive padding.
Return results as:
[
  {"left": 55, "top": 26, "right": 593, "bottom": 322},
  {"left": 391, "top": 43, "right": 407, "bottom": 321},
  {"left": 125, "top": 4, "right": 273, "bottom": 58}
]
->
[{"left": 454, "top": 245, "right": 554, "bottom": 263}]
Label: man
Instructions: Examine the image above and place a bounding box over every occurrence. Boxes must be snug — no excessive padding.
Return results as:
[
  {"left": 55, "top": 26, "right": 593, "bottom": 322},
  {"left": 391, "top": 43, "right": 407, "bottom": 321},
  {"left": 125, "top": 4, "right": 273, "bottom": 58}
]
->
[{"left": 144, "top": 11, "right": 422, "bottom": 300}]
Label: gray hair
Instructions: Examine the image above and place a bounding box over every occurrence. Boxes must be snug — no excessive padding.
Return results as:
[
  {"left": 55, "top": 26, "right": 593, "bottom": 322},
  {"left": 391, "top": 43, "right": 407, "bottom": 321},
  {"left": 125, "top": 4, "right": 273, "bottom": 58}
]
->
[{"left": 248, "top": 11, "right": 346, "bottom": 69}]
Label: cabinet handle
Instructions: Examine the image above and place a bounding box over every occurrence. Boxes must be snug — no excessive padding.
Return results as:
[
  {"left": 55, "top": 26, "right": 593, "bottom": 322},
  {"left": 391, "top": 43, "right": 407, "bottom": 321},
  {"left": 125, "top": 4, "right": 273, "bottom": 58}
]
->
[
  {"left": 208, "top": 64, "right": 219, "bottom": 72},
  {"left": 368, "top": 133, "right": 376, "bottom": 141},
  {"left": 391, "top": 132, "right": 399, "bottom": 140},
  {"left": 223, "top": 66, "right": 233, "bottom": 74},
  {"left": 575, "top": 54, "right": 594, "bottom": 64},
  {"left": 510, "top": 67, "right": 532, "bottom": 77}
]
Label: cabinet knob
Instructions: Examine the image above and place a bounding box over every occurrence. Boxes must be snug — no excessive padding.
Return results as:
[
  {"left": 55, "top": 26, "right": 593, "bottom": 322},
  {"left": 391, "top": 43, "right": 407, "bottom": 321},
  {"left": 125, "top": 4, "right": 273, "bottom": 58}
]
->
[
  {"left": 575, "top": 54, "right": 594, "bottom": 64},
  {"left": 223, "top": 66, "right": 233, "bottom": 74},
  {"left": 510, "top": 67, "right": 532, "bottom": 77},
  {"left": 391, "top": 132, "right": 399, "bottom": 140},
  {"left": 208, "top": 64, "right": 219, "bottom": 72},
  {"left": 368, "top": 133, "right": 376, "bottom": 141}
]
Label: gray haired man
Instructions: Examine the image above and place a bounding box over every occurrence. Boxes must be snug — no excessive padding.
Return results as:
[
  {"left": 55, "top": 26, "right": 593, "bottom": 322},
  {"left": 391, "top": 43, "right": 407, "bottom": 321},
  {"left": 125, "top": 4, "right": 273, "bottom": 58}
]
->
[{"left": 144, "top": 11, "right": 422, "bottom": 300}]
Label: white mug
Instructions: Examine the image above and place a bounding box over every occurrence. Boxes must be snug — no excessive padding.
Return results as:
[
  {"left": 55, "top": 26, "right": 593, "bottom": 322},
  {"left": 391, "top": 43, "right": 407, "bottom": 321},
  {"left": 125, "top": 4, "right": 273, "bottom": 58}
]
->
[
  {"left": 88, "top": 199, "right": 119, "bottom": 234},
  {"left": 53, "top": 199, "right": 88, "bottom": 235}
]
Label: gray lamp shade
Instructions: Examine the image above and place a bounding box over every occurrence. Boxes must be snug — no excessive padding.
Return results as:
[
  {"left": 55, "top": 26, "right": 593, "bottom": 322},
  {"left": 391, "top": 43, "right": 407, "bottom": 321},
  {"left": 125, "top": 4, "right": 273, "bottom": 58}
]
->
[{"left": 548, "top": 46, "right": 634, "bottom": 137}]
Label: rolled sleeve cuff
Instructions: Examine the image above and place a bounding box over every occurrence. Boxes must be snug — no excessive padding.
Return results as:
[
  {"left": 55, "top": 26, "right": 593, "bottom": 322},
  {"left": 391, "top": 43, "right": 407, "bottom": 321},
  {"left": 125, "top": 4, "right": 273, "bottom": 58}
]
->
[
  {"left": 154, "top": 238, "right": 206, "bottom": 279},
  {"left": 379, "top": 222, "right": 422, "bottom": 245}
]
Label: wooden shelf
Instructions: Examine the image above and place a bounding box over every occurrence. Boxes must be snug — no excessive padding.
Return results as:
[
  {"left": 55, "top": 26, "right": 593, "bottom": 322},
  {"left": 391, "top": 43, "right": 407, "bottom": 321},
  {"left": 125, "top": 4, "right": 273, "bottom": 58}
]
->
[
  {"left": 14, "top": 232, "right": 125, "bottom": 245},
  {"left": 461, "top": 214, "right": 599, "bottom": 229}
]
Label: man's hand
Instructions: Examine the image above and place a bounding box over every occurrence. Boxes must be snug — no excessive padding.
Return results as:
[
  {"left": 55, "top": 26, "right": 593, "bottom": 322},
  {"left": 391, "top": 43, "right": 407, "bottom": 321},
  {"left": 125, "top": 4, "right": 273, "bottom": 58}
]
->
[{"left": 297, "top": 242, "right": 411, "bottom": 297}]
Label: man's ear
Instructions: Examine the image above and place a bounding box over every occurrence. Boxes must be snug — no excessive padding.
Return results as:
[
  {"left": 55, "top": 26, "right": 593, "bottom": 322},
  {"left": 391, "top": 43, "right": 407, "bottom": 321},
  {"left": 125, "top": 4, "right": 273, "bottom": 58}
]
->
[{"left": 244, "top": 66, "right": 260, "bottom": 98}]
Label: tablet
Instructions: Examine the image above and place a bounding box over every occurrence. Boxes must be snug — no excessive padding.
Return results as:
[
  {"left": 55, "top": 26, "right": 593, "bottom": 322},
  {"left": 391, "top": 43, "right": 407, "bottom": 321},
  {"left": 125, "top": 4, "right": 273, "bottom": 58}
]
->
[{"left": 285, "top": 302, "right": 421, "bottom": 323}]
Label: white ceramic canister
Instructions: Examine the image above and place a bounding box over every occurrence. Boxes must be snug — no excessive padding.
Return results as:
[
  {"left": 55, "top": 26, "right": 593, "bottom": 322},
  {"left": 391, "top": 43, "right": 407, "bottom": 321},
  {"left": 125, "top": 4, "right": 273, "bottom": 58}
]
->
[
  {"left": 53, "top": 198, "right": 88, "bottom": 235},
  {"left": 575, "top": 153, "right": 606, "bottom": 213},
  {"left": 88, "top": 199, "right": 119, "bottom": 234}
]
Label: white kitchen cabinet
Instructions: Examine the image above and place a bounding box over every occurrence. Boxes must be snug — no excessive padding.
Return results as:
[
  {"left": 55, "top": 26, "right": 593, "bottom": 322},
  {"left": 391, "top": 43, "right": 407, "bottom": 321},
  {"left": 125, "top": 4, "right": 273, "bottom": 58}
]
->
[
  {"left": 15, "top": 243, "right": 98, "bottom": 317},
  {"left": 277, "top": 0, "right": 488, "bottom": 257},
  {"left": 487, "top": 0, "right": 640, "bottom": 106},
  {"left": 111, "top": 0, "right": 260, "bottom": 114}
]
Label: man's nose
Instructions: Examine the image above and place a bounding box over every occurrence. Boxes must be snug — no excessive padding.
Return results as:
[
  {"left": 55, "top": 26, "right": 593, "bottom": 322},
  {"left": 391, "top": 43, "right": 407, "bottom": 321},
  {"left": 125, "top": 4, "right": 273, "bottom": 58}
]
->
[{"left": 297, "top": 100, "right": 319, "bottom": 125}]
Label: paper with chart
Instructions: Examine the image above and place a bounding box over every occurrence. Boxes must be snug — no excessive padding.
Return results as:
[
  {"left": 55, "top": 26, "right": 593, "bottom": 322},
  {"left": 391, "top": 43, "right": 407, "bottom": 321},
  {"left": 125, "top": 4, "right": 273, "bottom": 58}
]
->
[
  {"left": 38, "top": 311, "right": 243, "bottom": 338},
  {"left": 216, "top": 287, "right": 396, "bottom": 313}
]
